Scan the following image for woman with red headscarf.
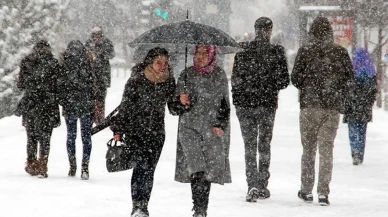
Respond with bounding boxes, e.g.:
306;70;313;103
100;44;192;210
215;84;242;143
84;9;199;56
174;45;231;217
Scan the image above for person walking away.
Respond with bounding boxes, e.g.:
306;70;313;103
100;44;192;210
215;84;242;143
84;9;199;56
231;17;289;202
58;40;95;180
85;26;115;124
175;45;231;217
111;47;180;217
16;39;61;178
291;17;354;206
344;48;377;165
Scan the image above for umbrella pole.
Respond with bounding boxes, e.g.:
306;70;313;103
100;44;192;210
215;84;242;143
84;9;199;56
183;9;189;91
184;44;188;91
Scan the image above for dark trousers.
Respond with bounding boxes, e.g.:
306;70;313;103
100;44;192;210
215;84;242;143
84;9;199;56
65;114;93;163
191;172;211;215
300;108;339;196
26;125;53;160
236;106;276;190
131;133;165;212
348;122;368;160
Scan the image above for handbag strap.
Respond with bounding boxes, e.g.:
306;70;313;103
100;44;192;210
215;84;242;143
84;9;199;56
107;138;125;148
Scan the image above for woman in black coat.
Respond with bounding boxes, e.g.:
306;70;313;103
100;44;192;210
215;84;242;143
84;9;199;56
58;40;95;179
17;40;60;178
111;47;181;217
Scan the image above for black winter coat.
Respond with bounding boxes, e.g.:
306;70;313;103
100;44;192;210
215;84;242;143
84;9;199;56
291;39;354;112
344;77;377;123
58;47;95;118
17;52;60;129
111;72;180;138
231;36;290;109
84;37;115;90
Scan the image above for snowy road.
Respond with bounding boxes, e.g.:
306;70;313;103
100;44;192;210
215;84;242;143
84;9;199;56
1;75;387;217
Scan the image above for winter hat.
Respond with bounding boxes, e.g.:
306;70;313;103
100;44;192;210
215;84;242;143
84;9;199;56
254;17;273;32
309;17;334;42
65;40;86;57
36;39;51;49
91;26;102;33
353;48;376;79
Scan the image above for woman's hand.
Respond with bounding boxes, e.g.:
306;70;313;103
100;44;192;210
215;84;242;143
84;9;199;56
113;134;121;141
180;93;191;106
212;127;224;137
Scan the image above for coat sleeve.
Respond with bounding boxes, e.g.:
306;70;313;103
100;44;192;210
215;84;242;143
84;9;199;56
176;68;188;95
17;58;30;90
291;47;308;89
111;79;137;135
273;45;290;90
213;69;230;131
231;53;244;95
340;48;355;93
167;76;186;116
102;39;115;60
367;77;377;105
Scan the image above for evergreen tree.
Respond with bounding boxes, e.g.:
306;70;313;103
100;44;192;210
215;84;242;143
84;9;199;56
0;0;69;118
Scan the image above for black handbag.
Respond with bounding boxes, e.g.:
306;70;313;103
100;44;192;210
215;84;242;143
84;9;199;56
105;138;134;172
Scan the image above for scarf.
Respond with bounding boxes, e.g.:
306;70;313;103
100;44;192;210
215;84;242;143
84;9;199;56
193;45;217;74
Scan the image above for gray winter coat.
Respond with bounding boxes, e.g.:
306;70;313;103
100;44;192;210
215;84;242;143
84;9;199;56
174;66;231;185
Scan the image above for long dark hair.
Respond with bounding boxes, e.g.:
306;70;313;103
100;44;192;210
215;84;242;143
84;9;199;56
131;47;172;77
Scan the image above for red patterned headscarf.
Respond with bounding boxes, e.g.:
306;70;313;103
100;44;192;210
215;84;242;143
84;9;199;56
193;45;217;74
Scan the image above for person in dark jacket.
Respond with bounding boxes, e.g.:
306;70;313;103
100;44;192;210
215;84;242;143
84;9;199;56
175;45;231;217
58;40;95;180
291;17;354;206
111;47;179;217
17;39;61;178
231;17;289;202
344;48;377;165
85;26;115;125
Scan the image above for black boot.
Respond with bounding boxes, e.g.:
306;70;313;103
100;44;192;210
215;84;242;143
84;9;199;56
131;201;149;217
81;162;89;180
68;158;77;177
191;172;210;217
258;170;271;199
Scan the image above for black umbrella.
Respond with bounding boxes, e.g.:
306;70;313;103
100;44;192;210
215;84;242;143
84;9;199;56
129;13;242;71
128;20;241;54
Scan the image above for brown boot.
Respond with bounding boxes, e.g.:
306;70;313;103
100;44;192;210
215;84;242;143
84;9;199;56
25;159;39;176
37;157;48;178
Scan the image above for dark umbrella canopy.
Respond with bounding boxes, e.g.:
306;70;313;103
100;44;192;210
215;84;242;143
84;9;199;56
129;20;241;54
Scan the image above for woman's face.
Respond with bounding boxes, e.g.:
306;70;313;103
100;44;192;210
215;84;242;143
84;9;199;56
151;56;169;74
195;46;210;68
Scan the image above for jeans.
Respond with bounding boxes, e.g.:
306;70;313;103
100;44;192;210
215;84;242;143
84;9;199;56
348;122;368;160
236;106;276;190
65;114;93;163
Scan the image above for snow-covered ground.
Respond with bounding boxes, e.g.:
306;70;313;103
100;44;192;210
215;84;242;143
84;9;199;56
1;73;388;217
